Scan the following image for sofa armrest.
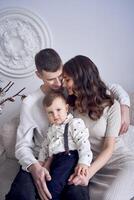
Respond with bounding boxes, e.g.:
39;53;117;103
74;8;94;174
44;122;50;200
0;134;4;156
130;92;134;125
0;116;19;159
0;144;4;156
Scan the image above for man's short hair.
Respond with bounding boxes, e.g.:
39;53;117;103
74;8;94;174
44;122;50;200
35;48;62;72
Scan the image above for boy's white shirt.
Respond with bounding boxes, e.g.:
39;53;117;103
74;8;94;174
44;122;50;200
15;84;130;171
38;113;93;166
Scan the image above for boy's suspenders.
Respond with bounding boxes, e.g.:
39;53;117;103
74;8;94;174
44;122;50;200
64;123;69;154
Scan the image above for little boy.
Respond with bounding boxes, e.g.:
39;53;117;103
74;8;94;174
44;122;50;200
38;90;92;199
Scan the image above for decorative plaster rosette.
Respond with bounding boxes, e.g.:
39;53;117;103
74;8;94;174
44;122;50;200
0;8;52;78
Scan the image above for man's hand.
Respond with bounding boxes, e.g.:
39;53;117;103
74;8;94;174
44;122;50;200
120;105;130;134
28;162;52;200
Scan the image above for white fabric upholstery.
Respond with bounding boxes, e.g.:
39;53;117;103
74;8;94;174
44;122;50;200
0;117;20;200
1;117;19;159
130;92;134;125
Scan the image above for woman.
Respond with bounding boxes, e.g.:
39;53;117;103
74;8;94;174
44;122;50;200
63;55;134;200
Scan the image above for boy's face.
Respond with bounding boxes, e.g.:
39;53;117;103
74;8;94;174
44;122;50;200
45;97;68;125
36;67;63;90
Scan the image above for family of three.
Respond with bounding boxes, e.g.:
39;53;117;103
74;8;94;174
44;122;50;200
6;48;134;200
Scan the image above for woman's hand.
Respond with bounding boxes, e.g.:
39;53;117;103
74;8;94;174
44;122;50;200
120;105;130;134
28;162;52;200
68;169;90;186
68;137;115;187
74;163;89;176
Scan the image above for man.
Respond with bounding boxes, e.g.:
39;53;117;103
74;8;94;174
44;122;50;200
5;48;130;200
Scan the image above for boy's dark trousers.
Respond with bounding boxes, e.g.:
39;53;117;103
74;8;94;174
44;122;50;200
5;151;89;200
47;150;89;200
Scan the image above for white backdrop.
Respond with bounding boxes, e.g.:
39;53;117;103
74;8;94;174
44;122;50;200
0;0;134;125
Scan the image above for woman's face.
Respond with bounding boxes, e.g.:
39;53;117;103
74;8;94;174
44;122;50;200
63;73;74;95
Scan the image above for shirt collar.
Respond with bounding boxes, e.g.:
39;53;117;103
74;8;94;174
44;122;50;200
50;113;73;128
63;113;73;124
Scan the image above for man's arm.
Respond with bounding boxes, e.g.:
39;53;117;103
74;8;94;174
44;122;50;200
15;99;52;200
108;83;130;134
38;135;49;164
108;83;130;106
15;101;38;171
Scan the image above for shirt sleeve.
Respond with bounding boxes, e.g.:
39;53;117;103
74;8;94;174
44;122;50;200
108;83;130;107
15;101;38;171
105;100;121;137
70;118;93;166
38;135;49;162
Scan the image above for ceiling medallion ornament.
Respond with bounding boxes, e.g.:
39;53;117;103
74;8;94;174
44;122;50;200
0;8;52;78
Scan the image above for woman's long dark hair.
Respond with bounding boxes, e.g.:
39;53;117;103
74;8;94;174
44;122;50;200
63;55;114;120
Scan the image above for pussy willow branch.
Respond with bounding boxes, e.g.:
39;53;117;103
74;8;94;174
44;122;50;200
12;87;26;98
0;81;14;93
5;82;14;92
0;87;26;106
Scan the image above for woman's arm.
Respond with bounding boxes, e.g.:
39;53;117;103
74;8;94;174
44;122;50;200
69;100;121;186
87;137;115;179
68;137;115;185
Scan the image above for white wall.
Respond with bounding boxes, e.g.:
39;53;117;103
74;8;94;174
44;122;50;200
0;0;134;125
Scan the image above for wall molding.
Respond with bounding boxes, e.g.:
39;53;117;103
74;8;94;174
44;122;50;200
0;8;52;78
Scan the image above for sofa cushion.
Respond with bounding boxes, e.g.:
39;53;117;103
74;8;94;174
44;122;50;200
0;158;19;200
122;125;134;151
1;116;19;159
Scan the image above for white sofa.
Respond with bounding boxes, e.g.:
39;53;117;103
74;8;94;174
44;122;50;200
0;93;134;200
